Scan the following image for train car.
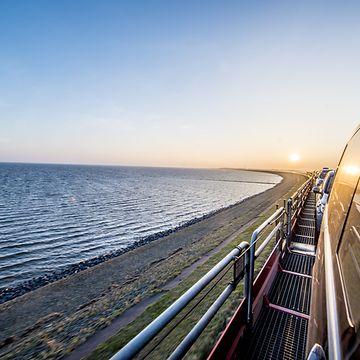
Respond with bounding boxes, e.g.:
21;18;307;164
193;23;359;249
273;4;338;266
307;126;360;359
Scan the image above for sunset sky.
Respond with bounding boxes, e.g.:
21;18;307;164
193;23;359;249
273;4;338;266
0;0;359;170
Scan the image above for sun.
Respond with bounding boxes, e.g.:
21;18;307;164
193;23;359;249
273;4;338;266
289;153;301;162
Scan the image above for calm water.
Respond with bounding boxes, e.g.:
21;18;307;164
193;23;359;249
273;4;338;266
0;163;281;288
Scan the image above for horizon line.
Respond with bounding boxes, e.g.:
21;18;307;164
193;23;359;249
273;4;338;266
0;160;311;173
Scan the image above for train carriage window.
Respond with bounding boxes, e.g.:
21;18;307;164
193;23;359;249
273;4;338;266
338;178;360;327
327;129;360;250
324;173;335;194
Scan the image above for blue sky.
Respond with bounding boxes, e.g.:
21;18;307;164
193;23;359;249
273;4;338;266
0;0;359;169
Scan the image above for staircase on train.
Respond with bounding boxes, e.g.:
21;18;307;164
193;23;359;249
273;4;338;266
244;191;316;359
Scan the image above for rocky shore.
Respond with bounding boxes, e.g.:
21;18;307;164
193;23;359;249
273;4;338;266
0;193;264;304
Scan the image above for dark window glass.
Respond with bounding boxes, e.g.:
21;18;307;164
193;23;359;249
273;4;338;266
320;169;329;179
327;130;360;249
338;181;360;326
324;172;335;194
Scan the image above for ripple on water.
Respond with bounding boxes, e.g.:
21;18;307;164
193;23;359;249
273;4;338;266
0;163;282;288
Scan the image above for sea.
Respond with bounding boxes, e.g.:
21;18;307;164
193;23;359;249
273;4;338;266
0;163;282;289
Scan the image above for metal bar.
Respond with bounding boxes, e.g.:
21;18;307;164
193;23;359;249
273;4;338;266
323;212;342;360
255;222;282;258
280;269;312;279
290;178;312;209
278;211;285;252
267;303;310;320
110;242;249;360
247;207;284;323
288;179;313;237
287;198;292;247
168;284;234;360
256;207;285;236
243;243;251;324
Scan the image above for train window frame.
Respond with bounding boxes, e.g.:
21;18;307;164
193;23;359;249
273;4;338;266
336;175;360;329
327;129;360;252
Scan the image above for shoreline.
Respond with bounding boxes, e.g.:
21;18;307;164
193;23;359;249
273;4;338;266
65;202;268;360
0;171;306;360
0;174;282;304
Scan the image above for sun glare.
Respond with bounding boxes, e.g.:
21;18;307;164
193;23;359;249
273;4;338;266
289;153;300;162
345;165;360;175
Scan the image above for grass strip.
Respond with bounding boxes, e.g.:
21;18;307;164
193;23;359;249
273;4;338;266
88;184;299;360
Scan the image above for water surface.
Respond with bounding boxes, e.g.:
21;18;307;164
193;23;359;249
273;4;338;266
0;163;281;288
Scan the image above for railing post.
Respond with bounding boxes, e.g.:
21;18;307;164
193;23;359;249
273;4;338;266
243;245;251;323
281;199;287;250
286;198;292;247
247;231;257;325
279;213;285;252
275;204;280;245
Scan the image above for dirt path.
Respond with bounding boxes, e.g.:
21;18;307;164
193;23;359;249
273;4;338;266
64;201;276;360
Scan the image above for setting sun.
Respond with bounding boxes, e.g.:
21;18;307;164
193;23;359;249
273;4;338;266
289;153;301;162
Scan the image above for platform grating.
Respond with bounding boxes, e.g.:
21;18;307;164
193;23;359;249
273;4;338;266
300;215;314;221
305;200;315;205
303;204;315;209
293;234;316;245
298;218;315;227
301;211;314;217
268;272;311;314
245;307;308;360
281;252;315;276
295;225;315;238
304;205;315;209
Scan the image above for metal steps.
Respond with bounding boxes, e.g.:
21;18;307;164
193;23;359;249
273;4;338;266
298;218;315;227
245;307;308;360
268;272;311;314
293;194;316;245
293;234;316;245
295;225;315;238
281;252;315;276
244;189;316;360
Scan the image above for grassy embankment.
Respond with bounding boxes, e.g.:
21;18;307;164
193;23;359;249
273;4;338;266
87;184;301;360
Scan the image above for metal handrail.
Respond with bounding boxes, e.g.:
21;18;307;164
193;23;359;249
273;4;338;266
167;241;250;360
110;242;250;360
168;283;234;360
323;210;342;360
110;180;312;360
247;207;286;322
292;179;312;214
255;222;283;258
286;177;313;246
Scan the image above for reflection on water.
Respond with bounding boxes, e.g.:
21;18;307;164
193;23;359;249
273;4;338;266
0;163;281;288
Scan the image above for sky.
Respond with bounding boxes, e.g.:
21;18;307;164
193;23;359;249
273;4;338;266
0;0;359;170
